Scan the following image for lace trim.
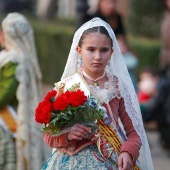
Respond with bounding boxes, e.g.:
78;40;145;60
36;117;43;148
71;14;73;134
88;71;121;104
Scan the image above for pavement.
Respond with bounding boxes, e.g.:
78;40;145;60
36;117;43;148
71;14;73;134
147;130;170;170
42;84;170;170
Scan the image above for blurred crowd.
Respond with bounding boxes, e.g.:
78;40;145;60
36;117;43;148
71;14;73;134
0;0;170;169
138;0;170;151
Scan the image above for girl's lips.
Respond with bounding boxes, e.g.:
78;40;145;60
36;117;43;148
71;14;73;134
93;63;101;66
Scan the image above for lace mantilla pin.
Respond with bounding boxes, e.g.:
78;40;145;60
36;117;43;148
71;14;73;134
91;18;99;22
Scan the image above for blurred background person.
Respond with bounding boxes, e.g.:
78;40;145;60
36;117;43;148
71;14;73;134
137;65;170;150
117;35;138;91
77;0;125;38
157;0;170;150
137;66;160;122
0;13;45;170
160;0;170;69
0;17;18;170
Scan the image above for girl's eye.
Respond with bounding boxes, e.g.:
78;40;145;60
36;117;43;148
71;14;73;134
87;48;94;52
101;48;109;52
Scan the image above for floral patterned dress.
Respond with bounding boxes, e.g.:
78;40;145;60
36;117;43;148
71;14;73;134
42;145;117;170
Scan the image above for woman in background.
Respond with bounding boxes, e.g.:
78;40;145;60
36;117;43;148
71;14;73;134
78;0;125;38
0;13;44;170
156;0;170;150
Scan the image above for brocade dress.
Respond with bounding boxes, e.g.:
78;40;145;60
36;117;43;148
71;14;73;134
42;71;141;170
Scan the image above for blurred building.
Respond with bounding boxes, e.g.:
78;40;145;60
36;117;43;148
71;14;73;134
36;0;129;19
57;0;129;19
58;0;76;18
0;0;32;12
87;0;129;18
36;0;58;19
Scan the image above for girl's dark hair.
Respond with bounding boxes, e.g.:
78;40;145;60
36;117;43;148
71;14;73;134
78;26;113;47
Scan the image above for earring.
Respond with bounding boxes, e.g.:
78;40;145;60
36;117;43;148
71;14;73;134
77;56;83;66
108;59;111;66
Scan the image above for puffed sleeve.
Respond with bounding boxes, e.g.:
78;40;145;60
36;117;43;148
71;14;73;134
0;62;18;109
118;98;142;165
43;133;76;151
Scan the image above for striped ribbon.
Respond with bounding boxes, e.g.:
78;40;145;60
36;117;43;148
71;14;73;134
94;119;140;170
0;107;17;134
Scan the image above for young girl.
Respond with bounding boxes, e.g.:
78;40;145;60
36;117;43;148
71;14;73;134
42;18;154;170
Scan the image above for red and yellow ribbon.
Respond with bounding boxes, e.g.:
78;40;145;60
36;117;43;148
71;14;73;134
91;119;140;170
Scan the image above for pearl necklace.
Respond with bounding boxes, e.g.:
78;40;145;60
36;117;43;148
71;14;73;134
82;70;106;87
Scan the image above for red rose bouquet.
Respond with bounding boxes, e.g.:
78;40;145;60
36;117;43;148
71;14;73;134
35;88;105;136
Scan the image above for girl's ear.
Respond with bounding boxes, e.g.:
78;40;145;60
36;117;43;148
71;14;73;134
76;45;81;56
111;48;114;54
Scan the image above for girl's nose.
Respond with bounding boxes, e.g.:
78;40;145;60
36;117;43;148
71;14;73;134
95;51;101;60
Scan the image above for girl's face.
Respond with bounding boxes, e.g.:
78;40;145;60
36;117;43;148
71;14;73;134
76;32;113;78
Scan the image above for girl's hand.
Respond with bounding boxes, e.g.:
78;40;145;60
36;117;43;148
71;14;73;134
118;152;133;170
67;124;91;141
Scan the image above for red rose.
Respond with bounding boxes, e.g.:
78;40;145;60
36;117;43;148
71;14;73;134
69;90;87;107
53;91;71;111
44;90;57;102
35;101;52;124
35;101;47;113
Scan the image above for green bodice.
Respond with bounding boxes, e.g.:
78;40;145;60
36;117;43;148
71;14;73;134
0;62;19;109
